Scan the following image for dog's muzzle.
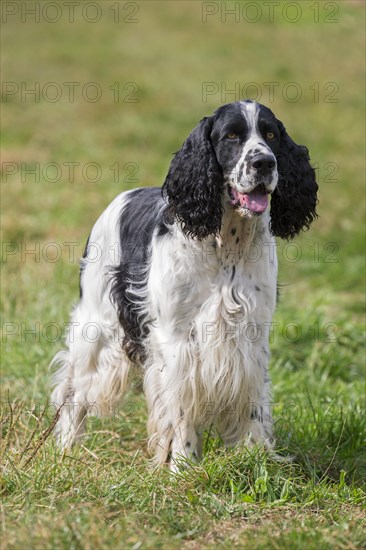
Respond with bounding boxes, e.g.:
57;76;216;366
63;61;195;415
229;183;270;214
249;153;276;176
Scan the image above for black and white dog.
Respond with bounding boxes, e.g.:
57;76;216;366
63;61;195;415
51;100;318;470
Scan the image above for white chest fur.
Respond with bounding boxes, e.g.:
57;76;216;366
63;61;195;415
147;209;277;437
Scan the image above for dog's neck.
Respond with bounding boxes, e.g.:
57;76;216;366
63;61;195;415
216;205;268;250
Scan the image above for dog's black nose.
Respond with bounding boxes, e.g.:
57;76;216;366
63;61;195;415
251;154;276;173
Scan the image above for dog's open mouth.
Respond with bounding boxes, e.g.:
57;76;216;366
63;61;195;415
228;184;269;214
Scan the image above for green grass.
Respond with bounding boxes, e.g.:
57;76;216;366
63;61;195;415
1;1;365;548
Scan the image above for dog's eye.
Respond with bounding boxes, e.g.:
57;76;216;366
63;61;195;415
226;133;238;140
267;132;275;140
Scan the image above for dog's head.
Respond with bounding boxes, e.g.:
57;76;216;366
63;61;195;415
163;100;318;240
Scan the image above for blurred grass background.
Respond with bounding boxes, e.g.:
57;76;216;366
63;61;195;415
1;1;365;548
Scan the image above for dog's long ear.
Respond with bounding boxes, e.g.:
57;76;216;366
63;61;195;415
270;120;318;240
162;116;224;239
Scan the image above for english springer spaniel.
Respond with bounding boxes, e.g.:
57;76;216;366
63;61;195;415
51;100;318;470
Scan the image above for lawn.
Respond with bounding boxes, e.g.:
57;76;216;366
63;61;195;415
1;1;365;548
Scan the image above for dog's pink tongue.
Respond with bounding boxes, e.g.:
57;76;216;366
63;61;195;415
244;191;268;213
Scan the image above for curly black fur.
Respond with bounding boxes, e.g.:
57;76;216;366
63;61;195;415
270;120;318;240
162;117;224;240
109;188;168;363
